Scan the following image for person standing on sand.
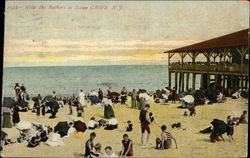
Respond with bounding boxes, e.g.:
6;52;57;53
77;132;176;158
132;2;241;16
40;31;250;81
12;105;20;125
171;87;177;103
121;87;127;104
139;104;151;145
84;132;96;157
131;89;137;109
79;89;85;107
98;88;103;102
52;91;56;99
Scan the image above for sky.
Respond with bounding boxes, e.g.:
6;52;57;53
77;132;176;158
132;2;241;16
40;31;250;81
4;1;249;67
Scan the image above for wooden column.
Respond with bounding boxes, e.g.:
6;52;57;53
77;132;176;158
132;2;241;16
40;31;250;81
240;76;244;90
207;74;210;89
200;74;204;89
227;75;231;89
168;72;172;89
231;76;234;90
222;75;226;92
181;72;185;92
245;76;248;89
186;73;190;91
179;72;182;92
192;73;196;90
175;72;178;90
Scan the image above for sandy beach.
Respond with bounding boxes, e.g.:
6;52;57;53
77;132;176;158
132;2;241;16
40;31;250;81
1;97;248;157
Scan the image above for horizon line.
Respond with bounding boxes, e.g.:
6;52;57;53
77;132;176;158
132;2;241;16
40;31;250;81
3;63;168;68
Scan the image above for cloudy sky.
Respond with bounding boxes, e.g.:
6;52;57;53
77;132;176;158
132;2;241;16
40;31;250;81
4;1;249;67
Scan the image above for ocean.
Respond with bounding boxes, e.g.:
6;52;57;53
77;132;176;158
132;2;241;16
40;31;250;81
2;65;200;98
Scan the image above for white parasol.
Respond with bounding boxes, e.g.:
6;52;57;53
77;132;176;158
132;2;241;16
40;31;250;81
180;95;194;103
16;121;32;130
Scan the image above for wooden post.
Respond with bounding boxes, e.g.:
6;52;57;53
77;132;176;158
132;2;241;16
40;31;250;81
227;75;231;89
240;76;244;90
175;72;178;90
222;75;226;92
179;72;182;92
231;76;234;90
245;76;248;89
192;73;196;90
168;72;172;89
207;74;210;89
181;72;185;92
186;73;190;91
200;74;204;89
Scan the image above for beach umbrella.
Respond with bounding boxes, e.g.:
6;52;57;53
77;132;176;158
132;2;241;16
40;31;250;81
88;96;101;104
32;97;39;103
54;121;70;137
165;87;173;92
109;92;120;97
2;97;16;108
43;96;53;102
199;126;213;134
1;131;8;140
73;120;87;132
46;100;60;112
180;95;194;103
16;100;29;108
16;121;32;130
210;119;229;135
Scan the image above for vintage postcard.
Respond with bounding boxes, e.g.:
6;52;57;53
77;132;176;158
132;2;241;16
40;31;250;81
1;0;249;157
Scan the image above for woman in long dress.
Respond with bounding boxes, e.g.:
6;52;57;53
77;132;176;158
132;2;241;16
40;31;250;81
103;98;115;119
131;89;137;109
79;89;85;107
12;105;20;125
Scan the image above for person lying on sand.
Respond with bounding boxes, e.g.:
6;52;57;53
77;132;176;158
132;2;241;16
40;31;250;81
156;125;178;149
88;117;99;130
104;117;118;130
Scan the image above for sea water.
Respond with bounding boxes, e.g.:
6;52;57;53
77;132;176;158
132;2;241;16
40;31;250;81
2;65;200;97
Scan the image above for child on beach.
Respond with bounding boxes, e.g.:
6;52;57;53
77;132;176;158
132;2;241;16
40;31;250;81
156;125;178;149
149;112;155;123
125;120;133;132
237;110;247;124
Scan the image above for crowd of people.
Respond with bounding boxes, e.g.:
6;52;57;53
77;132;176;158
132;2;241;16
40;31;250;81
1;82;248;157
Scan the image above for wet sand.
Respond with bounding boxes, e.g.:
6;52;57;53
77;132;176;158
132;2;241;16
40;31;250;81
1;97;248;157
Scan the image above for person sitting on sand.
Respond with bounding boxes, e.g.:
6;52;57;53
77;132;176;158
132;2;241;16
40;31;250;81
88;117;99;130
84;132;96;157
120;134;133;156
39;126;53;142
232;90;240;99
90;143;104;157
104;117;118;130
125;120;133;132
104;146;119;157
156;125;178;150
183;111;188;116
238;111;248;124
